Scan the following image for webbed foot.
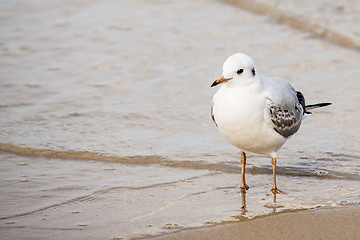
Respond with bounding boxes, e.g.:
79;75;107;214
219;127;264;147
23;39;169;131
271;188;284;194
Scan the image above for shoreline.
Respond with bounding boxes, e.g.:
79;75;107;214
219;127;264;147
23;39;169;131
1;151;359;240
151;205;360;240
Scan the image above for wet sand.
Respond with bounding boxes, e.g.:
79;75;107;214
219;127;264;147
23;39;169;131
1;150;359;240
154;206;360;240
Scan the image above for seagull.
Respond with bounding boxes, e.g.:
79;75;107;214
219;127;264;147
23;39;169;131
211;53;331;194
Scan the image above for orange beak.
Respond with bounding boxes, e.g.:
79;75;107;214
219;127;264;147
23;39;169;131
211;76;232;87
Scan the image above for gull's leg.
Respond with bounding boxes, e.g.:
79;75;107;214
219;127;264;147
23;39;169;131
271;157;284;194
240;151;249;192
241;191;247;215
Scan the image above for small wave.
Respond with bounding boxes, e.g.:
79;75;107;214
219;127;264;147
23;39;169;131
0;142;164;165
0;143;359;181
224;0;360;51
247;165;360;180
338;200;360;206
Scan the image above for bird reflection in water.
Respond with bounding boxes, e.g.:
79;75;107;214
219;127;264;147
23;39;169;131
240;191;284;216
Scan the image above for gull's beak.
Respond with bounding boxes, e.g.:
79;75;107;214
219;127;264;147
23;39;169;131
211;76;232;87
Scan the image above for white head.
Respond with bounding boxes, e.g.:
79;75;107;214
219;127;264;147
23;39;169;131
211;53;258;87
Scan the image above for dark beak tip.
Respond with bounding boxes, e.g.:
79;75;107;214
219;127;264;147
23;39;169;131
211;80;218;87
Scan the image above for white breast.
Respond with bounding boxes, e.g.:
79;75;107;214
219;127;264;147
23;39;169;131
212;83;286;157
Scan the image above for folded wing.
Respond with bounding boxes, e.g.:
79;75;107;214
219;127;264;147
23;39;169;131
262;77;305;138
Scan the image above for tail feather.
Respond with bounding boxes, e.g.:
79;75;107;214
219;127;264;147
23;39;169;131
305;102;332;114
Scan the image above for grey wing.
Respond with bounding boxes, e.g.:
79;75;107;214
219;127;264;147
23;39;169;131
266;99;304;138
262;76;305;138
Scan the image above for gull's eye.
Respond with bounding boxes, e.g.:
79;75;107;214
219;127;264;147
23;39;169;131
237;69;244;75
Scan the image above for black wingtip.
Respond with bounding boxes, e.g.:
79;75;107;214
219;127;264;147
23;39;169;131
319;102;332;107
305;102;332;112
315;103;331;107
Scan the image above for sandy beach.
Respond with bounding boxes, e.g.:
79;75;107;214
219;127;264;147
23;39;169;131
1;0;359;239
153;206;360;240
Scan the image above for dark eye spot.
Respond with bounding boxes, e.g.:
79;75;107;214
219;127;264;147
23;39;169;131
251;68;256;76
237;69;244;75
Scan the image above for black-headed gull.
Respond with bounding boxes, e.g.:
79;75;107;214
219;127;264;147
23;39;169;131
211;53;331;193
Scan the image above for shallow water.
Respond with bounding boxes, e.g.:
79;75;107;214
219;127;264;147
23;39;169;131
0;0;360;239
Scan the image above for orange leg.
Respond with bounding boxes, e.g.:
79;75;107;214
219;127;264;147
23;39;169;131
240;151;249;192
271;157;284;194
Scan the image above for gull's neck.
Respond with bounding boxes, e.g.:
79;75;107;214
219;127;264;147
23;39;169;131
226;76;263;89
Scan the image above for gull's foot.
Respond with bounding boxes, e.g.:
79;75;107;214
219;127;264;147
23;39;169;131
240;184;249;193
271;188;284;194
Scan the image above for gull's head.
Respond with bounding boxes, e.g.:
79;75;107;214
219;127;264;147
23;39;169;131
211;53;257;87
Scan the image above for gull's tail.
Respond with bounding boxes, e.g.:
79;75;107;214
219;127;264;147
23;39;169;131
305;102;332;114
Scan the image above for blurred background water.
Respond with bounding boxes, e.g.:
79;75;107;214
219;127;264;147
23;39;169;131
0;0;359;239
